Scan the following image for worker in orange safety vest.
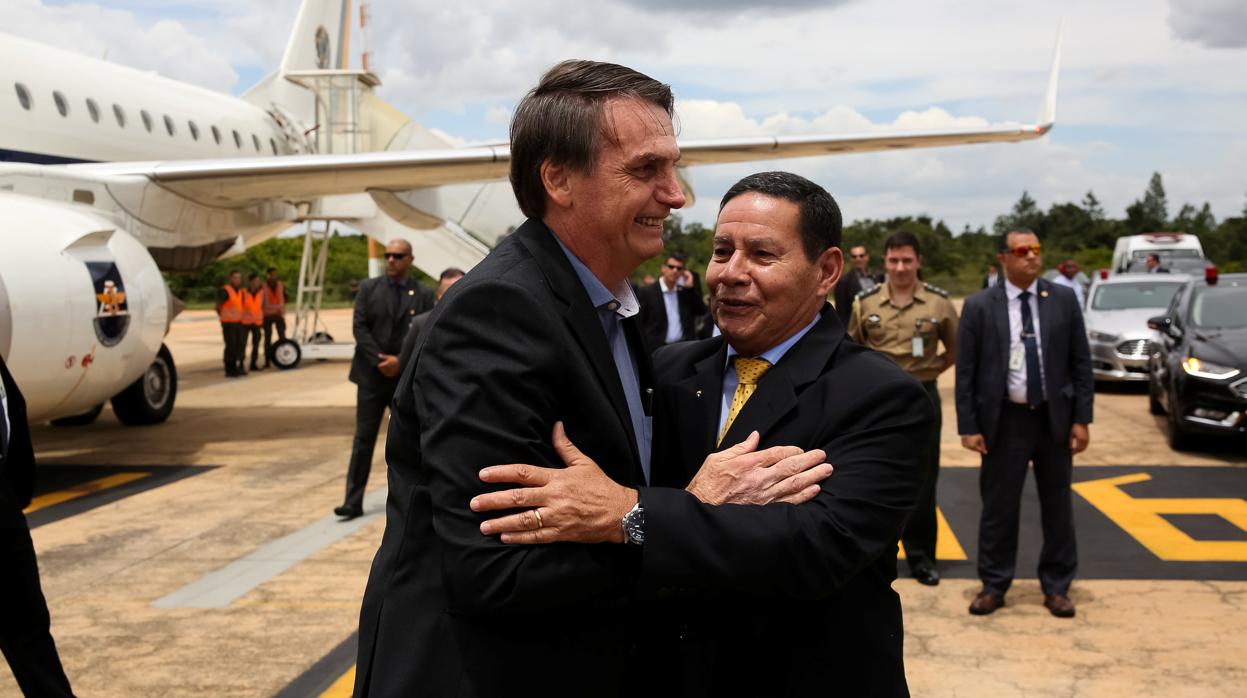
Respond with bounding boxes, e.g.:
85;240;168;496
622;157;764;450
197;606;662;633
242;274;265;372
215;270;247;377
262;267;287;368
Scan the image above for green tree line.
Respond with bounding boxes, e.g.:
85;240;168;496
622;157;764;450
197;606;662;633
645;172;1245;296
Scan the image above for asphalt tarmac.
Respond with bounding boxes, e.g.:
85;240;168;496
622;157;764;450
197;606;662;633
5;309;1245;697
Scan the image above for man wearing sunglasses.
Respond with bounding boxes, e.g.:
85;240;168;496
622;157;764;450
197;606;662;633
833;245;880;325
637;251;708;348
334;238;434;520
955;229;1093;619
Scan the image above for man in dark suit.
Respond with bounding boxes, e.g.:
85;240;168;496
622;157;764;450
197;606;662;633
476;172;931;696
833;244;881;324
396;267;465;375
353;61;814;697
1;355;76;697
637;250;708;348
333;238;434;520
956;228;1093;618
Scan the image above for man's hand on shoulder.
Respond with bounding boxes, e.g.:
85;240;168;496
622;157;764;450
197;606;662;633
472;422;635;545
686;432;832;506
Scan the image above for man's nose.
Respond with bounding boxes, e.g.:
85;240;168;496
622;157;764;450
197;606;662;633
657;168;687;209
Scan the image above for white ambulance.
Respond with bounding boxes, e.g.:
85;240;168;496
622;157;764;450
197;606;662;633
1111;233;1207;275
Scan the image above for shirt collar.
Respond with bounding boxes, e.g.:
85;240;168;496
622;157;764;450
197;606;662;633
1005;277;1038;299
555;237;639;319
658;277;676;294
726;313;821;366
881;282;926;306
387;275;408;289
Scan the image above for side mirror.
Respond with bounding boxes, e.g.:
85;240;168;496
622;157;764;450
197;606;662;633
1147;315;1181;339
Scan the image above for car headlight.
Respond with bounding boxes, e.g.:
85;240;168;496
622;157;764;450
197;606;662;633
1088;330;1120;343
1181;356;1242;380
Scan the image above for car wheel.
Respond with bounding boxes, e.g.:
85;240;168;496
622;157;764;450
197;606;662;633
1148;374;1165;415
1165;387;1193;451
111;344;177;426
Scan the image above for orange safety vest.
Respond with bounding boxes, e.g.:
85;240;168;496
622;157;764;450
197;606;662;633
261;281;285;317
241;289;264;326
219;285;243;323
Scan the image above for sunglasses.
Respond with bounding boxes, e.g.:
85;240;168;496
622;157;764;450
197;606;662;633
664;264;685;271
850;254;868;259
1007;243;1042;258
384;253;410;260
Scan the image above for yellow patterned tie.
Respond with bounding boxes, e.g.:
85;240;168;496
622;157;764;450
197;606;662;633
719;357;772;445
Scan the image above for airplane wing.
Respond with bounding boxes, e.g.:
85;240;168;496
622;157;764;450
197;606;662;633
64;121;1050;209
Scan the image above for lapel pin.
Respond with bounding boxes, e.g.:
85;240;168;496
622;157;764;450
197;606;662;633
408;289;415;296
1040;290;1049;298
695;390;703;398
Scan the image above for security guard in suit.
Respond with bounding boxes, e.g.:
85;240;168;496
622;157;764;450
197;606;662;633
848;231;958;586
334;239;435;520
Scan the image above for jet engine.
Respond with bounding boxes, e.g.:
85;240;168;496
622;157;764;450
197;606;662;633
0;192;176;425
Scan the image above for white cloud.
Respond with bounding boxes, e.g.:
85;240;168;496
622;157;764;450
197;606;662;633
1169;0;1247;49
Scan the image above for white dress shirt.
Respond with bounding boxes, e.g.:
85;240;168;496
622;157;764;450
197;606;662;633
1;381;9;459
1005;279;1046;405
659;277;683;344
1051;274;1085;309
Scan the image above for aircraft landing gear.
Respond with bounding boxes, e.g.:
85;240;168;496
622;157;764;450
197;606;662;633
112;343;177;426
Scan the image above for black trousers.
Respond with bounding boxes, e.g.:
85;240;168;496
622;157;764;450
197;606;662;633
342;383;396;511
977;403;1078;596
246;325;262;368
900;380;941;573
0;495;75;698
263;315;286;363
221;322;247;374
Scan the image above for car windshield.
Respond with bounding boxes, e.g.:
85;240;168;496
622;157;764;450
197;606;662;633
1190;286;1247;329
1091;282;1184;311
1125;249;1205;274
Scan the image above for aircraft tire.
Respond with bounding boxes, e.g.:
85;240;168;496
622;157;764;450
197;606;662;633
272;339;301;370
50;403;104;427
112;344;177;426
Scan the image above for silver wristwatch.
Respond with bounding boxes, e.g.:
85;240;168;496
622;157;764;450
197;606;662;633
622;500;645;546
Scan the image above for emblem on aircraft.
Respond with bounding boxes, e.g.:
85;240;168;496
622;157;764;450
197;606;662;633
315;26;331;69
87;261;130;347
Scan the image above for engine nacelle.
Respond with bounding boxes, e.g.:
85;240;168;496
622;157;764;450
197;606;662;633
0;192;168;422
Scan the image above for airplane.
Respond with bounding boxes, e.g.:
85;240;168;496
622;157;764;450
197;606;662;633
0;0;1061;428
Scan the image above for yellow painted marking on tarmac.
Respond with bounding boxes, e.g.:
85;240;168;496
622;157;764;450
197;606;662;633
319;666;355;698
1074;473;1247;562
896;506;968;560
23;472;150;514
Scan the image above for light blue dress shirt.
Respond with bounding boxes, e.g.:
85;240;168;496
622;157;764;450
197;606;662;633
660;278;683;344
556;239;652;482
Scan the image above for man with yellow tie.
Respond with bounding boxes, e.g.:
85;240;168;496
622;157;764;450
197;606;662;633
476;172;931;696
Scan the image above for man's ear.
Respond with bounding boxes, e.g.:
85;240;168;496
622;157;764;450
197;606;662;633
817;246;844;297
541;159;574;210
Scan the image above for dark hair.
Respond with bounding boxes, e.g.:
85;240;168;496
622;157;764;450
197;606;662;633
439;267;466;280
666;250;688;264
228;269;241;276
248;274;260;281
719;171;842;261
884;231;921;256
510;60;674;219
997;228;1038;252
267;267;277;274
1146;253;1160;263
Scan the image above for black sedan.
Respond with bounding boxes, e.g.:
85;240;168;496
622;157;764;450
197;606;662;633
1148;271;1247;450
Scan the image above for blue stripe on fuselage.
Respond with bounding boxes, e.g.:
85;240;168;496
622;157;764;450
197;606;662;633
0;147;94;165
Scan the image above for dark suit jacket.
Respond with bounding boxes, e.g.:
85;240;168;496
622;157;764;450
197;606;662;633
1;355;36;527
637;275;707;349
348;276;435;390
396;308;434;382
640;305;931;697
832;269;867;326
955;278;1094;448
355;219;650;697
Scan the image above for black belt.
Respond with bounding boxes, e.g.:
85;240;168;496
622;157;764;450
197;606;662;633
1005;401;1047;412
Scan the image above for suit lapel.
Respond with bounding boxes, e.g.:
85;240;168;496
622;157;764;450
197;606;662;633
514;221;642;472
991;283;1011;383
1037;278;1054;373
720;305;842;447
671;343;729;461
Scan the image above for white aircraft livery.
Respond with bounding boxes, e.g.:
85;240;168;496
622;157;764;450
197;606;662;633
0;0;1060;426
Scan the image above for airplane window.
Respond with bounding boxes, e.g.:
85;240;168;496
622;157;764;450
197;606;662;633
188;121;200;141
270;138;278;155
232;129;242;149
14;83;32;110
53;91;69;117
86;98;100;123
211;125;221;145
251;134;261;152
141;110;153;132
113;104;126;128
163;115;176;137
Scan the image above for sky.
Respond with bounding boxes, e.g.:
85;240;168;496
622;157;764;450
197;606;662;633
11;0;1247;233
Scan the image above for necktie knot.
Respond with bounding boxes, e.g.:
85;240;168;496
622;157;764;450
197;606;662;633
1018;290;1031;303
734;357;771;385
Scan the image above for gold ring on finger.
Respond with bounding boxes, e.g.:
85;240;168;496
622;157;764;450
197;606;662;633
533;508;544;529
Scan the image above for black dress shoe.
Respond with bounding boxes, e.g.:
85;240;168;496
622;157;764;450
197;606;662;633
969;590;1006;615
334;505;364;520
913;566;940;586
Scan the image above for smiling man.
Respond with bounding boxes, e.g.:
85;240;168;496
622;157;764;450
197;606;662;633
351;62;822;698
475;171;933;696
